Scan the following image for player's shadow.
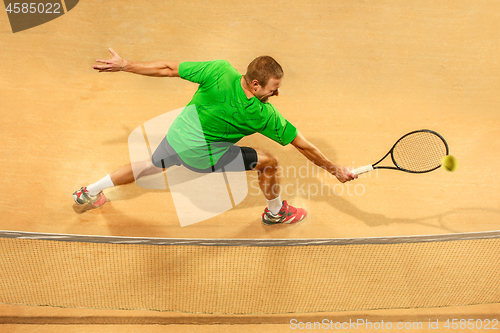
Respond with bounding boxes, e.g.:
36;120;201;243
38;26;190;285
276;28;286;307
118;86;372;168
100;203;173;237
278;136;500;234
71;199;176;236
72;203;95;214
71;185;156;214
85;135;500;234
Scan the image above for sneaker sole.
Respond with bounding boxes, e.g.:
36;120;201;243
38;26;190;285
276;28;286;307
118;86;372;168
91;194;107;207
72;192;107;207
262;215;307;226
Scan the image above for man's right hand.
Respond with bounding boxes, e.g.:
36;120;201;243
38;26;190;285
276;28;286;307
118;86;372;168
334;165;358;183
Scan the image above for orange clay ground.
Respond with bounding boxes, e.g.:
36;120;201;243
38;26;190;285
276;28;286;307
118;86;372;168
0;0;499;332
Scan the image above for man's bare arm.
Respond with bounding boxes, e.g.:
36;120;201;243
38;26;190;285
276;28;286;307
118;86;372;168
93;48;180;77
291;131;357;183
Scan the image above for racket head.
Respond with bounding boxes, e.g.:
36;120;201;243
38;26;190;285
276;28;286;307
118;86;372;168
390;129;449;173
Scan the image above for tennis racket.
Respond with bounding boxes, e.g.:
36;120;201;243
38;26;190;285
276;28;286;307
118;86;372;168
351;129;449;175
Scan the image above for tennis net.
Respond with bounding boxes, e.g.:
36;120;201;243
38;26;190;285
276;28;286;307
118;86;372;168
0;230;499;314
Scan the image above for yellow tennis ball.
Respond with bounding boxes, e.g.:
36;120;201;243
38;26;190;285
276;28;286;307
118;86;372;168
441;155;458;172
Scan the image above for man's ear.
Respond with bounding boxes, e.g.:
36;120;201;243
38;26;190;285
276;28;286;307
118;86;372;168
251;79;261;92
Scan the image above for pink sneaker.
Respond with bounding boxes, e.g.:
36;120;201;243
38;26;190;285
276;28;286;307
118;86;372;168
72;187;106;208
261;200;307;225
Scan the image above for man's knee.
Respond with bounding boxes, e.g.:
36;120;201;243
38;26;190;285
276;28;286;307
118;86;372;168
255;149;279;170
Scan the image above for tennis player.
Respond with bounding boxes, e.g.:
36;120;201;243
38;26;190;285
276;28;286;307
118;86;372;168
72;48;357;225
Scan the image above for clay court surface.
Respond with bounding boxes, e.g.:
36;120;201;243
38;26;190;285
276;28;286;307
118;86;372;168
1;0;499;332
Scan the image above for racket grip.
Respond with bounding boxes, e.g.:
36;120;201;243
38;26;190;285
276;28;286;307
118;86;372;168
351;165;374;175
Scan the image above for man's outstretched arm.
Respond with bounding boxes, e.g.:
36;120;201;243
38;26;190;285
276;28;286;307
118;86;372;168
291;131;357;183
93;48;180;77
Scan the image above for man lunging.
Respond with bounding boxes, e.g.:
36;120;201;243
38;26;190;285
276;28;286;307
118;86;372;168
72;48;357;225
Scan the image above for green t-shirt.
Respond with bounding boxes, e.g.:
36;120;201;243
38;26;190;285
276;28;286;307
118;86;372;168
166;60;297;169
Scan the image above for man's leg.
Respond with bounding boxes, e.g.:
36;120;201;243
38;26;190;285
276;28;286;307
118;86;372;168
73;160;163;207
253;148;307;225
253;148;281;201
74;134;180;207
109;160;163;186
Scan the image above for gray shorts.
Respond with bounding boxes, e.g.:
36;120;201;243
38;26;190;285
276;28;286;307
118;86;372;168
151;136;258;173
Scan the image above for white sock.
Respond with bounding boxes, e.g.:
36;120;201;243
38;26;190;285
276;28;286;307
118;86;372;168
267;196;282;215
87;174;115;196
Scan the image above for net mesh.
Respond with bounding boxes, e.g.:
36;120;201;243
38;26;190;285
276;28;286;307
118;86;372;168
392;131;448;172
0;232;499;314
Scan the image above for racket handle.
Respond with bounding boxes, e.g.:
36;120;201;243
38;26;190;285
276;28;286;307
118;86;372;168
351;165;374;175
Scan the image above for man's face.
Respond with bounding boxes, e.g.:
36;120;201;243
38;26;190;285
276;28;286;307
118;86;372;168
254;77;281;103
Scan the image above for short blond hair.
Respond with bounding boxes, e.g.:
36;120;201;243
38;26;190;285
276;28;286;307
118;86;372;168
244;56;283;87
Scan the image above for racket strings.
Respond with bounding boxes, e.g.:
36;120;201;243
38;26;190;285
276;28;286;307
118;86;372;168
392;132;448;172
